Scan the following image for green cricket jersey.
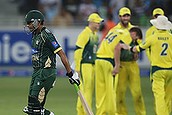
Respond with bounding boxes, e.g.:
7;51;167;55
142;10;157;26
81;33;99;64
74;26;99;71
31;27;62;69
120;40;138;61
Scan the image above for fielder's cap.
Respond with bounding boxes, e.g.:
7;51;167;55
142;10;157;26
88;13;104;23
153;8;164;16
119;7;131;16
150;15;172;30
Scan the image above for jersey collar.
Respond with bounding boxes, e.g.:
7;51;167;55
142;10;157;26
33;26;46;35
116;22;133;30
85;26;96;34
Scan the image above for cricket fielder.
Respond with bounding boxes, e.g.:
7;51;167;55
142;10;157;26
74;13;104;115
129;15;172;115
95;27;126;114
145;8;164;62
113;7;146;115
145;8;165;114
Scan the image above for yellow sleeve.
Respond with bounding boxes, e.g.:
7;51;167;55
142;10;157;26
145;28;151;61
137;36;152;52
145;47;151;61
74;33;89;71
145;28;151;38
74;48;82;71
135;46;140;52
145;26;157;61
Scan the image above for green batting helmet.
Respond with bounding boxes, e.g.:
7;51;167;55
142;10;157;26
25;10;44;24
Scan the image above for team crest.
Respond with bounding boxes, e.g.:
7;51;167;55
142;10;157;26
51;41;59;48
36;40;39;45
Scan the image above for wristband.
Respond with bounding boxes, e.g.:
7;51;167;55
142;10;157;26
130;46;134;53
66;71;73;78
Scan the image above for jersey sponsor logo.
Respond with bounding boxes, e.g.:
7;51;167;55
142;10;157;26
51;41;59;48
32;55;39;61
32;48;38;54
45;28;51;33
36;40;39;45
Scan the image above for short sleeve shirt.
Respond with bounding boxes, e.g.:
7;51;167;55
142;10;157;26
31;27;62;69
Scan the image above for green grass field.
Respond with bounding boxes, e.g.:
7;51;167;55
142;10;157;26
0;77;155;115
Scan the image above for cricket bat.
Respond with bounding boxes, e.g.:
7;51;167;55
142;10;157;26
74;83;94;115
71;62;94;115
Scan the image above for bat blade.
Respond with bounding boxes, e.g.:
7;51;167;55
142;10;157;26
71;62;94;115
74;84;94;115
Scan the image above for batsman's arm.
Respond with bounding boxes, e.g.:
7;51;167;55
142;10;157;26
56;49;80;86
57;49;72;73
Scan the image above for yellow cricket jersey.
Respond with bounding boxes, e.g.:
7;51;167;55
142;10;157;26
145;26;158;61
114;22;134;45
145;26;172;61
136;30;172;68
97;23;134;58
146;26;172;38
97;28;125;58
74;26;99;71
114;22;134;31
145;26;157;38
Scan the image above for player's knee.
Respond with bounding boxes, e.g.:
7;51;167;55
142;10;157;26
135;95;143;103
27;95;42;115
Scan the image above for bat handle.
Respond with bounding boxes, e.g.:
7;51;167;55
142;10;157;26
74;83;79;92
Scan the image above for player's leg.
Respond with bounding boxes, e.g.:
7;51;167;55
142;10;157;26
113;74;118;114
149;67;158;115
95;59;106;115
23;68;56;115
40;68;56;115
23;95;42;115
78;63;95;115
164;70;172;114
76;74;85;115
23;69;42;115
105;62;116;115
128;62;146;115
116;62;128;115
152;70;168;115
77;63;95;115
23;96;54;115
95;59;116;115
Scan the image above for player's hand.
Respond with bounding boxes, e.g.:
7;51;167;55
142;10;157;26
133;53;139;61
66;71;80;86
76;71;81;77
112;65;120;76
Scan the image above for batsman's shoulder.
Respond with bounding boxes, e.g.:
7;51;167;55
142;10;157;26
44;28;51;33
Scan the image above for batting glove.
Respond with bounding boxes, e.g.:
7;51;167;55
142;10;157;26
66;71;80;86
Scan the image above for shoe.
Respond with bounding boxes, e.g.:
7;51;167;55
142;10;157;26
50;112;54;115
42;108;54;115
23;106;29;114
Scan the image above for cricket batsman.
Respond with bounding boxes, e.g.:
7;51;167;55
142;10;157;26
22;10;80;115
